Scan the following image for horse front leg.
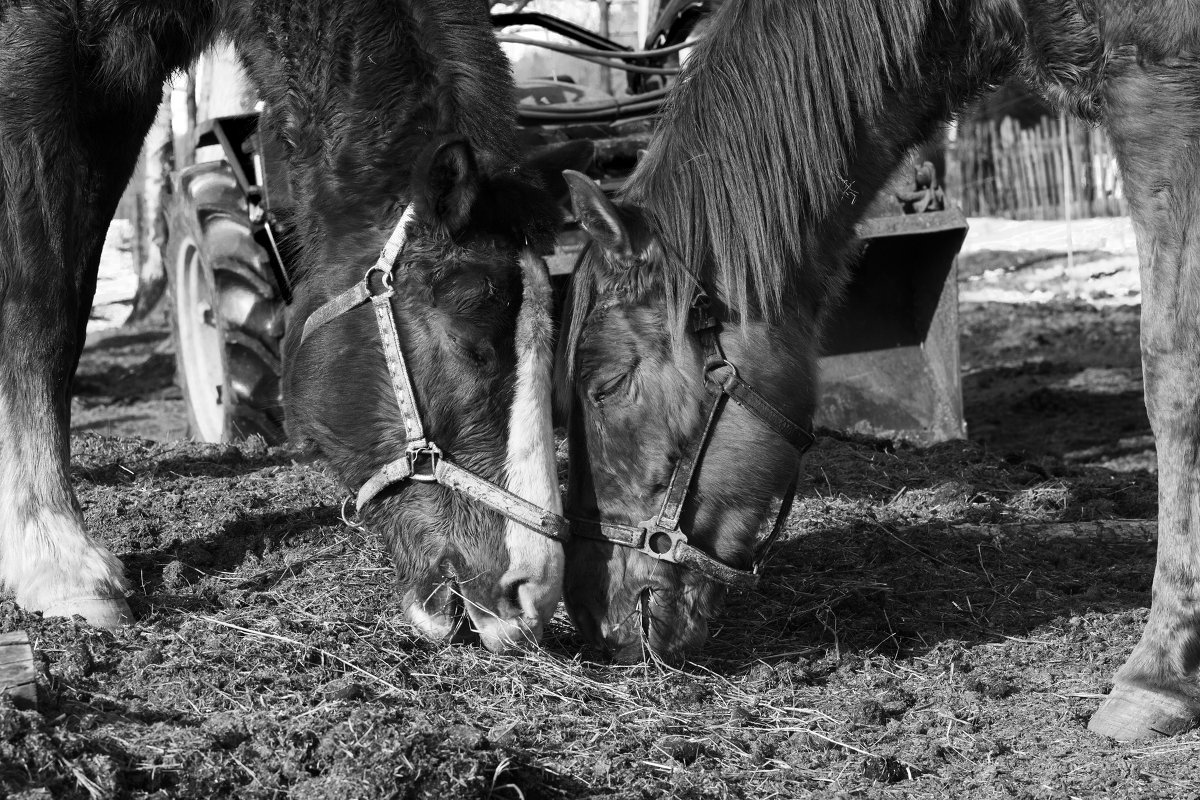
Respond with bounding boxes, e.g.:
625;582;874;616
0;174;137;625
0;5;216;626
0;279;133;626
1088;53;1200;740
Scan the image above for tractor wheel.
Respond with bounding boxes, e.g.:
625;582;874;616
165;161;286;444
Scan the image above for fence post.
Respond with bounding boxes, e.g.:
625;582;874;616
1060;113;1074;269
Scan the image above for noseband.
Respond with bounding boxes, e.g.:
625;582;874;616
299;206;569;543
571;291;814;588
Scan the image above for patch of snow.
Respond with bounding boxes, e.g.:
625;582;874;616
963;216;1139;257
959;286;1059;305
961;255;1140;307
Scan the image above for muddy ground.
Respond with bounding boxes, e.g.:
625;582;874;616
4;248;1196;799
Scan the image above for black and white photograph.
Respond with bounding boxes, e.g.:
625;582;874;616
0;1;1197;797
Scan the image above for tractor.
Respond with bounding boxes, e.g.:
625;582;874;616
164;5;968;446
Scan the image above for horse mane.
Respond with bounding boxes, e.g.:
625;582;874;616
561;0;1108;385
1101;0;1200;59
621;0;940;328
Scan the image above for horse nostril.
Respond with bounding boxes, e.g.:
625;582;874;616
498;574;562;629
499;577;525;617
405;584;465;643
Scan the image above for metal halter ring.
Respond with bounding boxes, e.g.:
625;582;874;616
364;264;395;296
637;523;688;561
406;444;442;482
704;357;737;386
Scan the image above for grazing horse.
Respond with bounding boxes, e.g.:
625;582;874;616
560;0;1200;738
0;1;568;653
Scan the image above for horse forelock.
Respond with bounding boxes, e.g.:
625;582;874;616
556;245;599;406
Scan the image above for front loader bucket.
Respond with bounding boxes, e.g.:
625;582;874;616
816;209;969;444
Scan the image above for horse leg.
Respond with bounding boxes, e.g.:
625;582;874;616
0;197;133;625
0;5;215;626
1088;54;1200;740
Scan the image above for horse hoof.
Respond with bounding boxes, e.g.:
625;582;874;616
40;596;134;629
1088;684;1200;740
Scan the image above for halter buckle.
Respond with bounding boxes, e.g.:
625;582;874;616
636;521;688;562
406;443;442;482
690;291;719;333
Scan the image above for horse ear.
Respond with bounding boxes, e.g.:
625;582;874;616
413;136;480;234
563;170;632;260
525;141;595;204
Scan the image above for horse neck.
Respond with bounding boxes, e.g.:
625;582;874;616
627;0;1042;328
231;0;519;232
629;86;947;334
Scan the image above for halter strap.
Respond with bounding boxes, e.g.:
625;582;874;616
570;290;812;587
715;369;815;453
301;205;420;346
356;448;569;542
299;206;569;544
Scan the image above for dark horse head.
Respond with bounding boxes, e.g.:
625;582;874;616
558;0;1107;662
230;1;573;651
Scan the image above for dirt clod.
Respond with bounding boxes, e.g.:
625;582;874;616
658;734;707;764
862;755;912;783
321;678;365;701
967;675;1018;699
59;642;94;680
203;712;252;749
852;700;886;727
0;701;29;743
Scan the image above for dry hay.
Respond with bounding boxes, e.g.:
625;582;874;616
0;425;1192;800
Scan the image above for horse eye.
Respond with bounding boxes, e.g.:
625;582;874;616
447;333;495;369
590;373;629;404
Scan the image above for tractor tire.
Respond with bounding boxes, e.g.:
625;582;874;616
165;161;286;444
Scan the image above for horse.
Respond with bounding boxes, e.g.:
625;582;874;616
0;0;573;654
559;0;1200;739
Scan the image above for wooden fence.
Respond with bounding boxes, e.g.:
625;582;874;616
955;115;1126;219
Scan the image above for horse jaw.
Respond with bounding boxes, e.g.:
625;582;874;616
479;250;564;649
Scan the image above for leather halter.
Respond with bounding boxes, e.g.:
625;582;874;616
299;206;570;543
570;291;813;587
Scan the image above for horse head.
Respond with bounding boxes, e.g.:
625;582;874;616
558;172;817;662
284;133;573;653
